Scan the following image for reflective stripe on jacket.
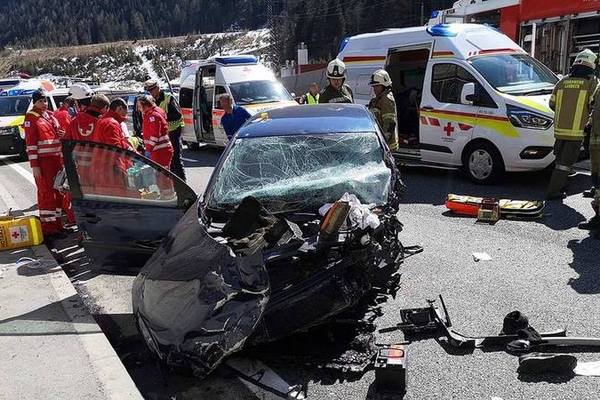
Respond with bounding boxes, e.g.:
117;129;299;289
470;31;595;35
158;92;184;131
368;87;398;151
305;92;319;104
143;106;173;153
23;110;62;168
590;85;600;149
550;76;598;140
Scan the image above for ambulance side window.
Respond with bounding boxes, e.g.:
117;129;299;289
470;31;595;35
214;86;227;109
431;64;476;105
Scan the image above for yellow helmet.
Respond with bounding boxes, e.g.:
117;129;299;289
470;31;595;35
573;49;597;69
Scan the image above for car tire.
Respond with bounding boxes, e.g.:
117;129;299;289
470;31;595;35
462;141;504;185
188;142;200;150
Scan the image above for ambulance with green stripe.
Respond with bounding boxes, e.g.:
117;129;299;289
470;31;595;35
0;79;56;160
338;23;558;183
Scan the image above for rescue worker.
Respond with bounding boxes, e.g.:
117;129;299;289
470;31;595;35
546;49;599;200
318;59;354;104
68;82;94;113
53;96;74;132
367;69;398;151
91;98;135;197
578;80;600;230
220;93;251;140
300;82;320;104
137;94;173;169
144;79;186;181
24;89;66;239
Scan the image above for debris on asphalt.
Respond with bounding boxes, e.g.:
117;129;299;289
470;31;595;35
445;194;545;220
15;256;57;270
574;361;600;376
517;352;577;374
473;252;492;262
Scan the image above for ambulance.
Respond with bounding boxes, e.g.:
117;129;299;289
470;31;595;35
179;55;297;149
0;79;55;160
338;23;558;183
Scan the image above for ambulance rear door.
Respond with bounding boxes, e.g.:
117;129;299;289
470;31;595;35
194;64;216;144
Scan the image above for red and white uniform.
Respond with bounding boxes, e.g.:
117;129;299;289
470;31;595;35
64;107;102;186
53;105;72;133
24;110;64;234
92;110;134;150
143;105;173;168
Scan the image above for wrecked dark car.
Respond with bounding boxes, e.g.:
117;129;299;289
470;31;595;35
62;104;406;378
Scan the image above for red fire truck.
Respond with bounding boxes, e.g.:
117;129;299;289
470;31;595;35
430;0;600;74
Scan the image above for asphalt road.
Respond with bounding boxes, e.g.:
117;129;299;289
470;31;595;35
1;147;600;400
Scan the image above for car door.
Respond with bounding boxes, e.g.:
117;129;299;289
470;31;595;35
420;61;480;165
63;140;197;273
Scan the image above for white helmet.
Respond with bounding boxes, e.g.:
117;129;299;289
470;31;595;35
573;49;597;69
68;82;94;100
369;69;392;87
326;59;347;79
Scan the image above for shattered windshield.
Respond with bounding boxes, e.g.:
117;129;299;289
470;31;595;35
207;133;392;213
0;96;30;117
470;54;557;95
229;80;293;105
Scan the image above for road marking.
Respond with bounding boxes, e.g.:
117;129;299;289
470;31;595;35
0;177;19;214
181;157;199;163
0;158;35;185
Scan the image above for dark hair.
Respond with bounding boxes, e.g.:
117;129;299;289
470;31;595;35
63;96;74;106
109;98;127;111
571;64;595;78
78;98;91;107
91;94;110;109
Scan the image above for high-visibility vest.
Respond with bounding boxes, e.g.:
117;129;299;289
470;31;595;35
158;93;185;132
550;76;598;140
305;92;319;104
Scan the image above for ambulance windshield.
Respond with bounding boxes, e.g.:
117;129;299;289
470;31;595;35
470;53;558;95
0;96;30;117
229;80;293;105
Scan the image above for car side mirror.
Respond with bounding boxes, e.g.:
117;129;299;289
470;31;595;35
461;83;475;105
556;74;564;80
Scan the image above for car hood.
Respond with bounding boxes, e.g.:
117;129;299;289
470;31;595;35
0;115;24;129
132;199;270;377
501;93;553;117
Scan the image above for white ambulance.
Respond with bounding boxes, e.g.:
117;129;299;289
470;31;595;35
338;23;558;183
179;55;297;149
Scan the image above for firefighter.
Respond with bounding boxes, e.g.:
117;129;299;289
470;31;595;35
24;89;66;238
144;79;186;181
546;49;599;200
137;94;173;169
318;59;354;104
367;69;398;151
300;82;320;104
68;82;94;113
53;96;74;132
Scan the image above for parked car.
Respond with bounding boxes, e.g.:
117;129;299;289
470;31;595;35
62;104;406;377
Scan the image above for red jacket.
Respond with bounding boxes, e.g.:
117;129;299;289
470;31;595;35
23;109;61;168
53;105;72;132
64;107;103;141
142;106;172;153
92;110;134;150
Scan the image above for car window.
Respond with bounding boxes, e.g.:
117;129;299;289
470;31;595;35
431;63;477;104
0;96;29;116
70;142;179;206
214;86;227;109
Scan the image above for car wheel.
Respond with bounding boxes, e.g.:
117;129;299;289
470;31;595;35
188;142;200;150
462;142;504;185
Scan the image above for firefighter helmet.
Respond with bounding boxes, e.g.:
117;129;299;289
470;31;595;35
68;83;93;100
326;59;347;79
369;69;392;87
573;49;597;69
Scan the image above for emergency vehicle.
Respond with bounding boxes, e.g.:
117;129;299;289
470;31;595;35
0;79;56;160
338;23;558;183
178;55;296;149
429;0;600;75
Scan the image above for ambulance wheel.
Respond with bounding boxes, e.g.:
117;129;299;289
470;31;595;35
462;142;504;185
187;142;200;150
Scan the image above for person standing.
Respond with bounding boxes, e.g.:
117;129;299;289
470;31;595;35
318;59;354;104
144;79;186;181
24;89;66;239
220;93;251;140
137;95;173;169
546;49;599;200
367;69;398;151
300;82;320;104
53;96;74;132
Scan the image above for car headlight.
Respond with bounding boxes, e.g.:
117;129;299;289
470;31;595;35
507;105;553;130
0;126;15;135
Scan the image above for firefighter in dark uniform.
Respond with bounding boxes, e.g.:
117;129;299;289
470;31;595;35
144;80;186;182
318;59;354;104
546;49;599;200
367;69;398;151
579;81;600;230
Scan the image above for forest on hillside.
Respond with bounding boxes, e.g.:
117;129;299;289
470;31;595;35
1;0;452;63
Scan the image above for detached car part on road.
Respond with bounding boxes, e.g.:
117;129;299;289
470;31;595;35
62;104;406;377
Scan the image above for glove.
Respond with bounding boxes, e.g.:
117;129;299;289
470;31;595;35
144;150;151;158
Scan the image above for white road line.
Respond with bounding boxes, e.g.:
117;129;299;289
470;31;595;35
0;176;20;214
0;158;36;185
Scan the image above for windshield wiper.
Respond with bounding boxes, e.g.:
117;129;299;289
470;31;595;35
522;88;553;96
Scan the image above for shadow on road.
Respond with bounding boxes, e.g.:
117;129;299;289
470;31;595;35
568;236;600;294
181;147;222;169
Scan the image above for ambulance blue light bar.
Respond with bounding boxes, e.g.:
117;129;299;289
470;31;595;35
339;37;350;53
214;56;258;65
0;89;35;96
426;24;460;37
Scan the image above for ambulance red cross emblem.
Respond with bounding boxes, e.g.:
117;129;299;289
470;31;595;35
444;122;454;136
12;231;19;239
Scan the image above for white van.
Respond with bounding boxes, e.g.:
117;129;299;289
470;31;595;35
0;79;56;159
338;23;558;183
179;55;297;149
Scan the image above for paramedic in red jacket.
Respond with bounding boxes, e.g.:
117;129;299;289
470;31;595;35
23;89;66;238
53;96;74;132
137;95;173;168
91;98;135;197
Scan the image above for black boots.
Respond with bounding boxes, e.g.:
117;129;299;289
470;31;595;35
583;173;599;198
578;201;600;230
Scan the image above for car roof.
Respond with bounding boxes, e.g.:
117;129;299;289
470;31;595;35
237;104;378;138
